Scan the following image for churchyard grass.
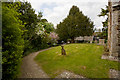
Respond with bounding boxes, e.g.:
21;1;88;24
35;43;119;78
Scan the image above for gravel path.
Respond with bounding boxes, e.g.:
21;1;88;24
56;70;86;78
109;69;120;78
19;48;51;78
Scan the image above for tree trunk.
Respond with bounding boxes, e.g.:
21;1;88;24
71;38;75;43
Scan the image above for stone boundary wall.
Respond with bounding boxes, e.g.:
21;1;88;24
75;36;93;42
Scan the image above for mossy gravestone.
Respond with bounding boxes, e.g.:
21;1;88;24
61;45;66;55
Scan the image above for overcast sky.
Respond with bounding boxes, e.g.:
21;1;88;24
27;0;108;29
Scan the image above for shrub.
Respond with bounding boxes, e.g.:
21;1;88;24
2;3;24;79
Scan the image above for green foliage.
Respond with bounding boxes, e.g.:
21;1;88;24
17;2;38;52
2;3;24;79
43;22;54;33
56;5;94;42
2;1;55;79
17;2;54;54
98;5;109;40
30;34;49;50
35;43;119;78
33;22;54;49
98;6;109;17
36;22;54;34
97;29;108;40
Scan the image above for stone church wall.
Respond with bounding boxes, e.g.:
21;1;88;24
108;1;120;58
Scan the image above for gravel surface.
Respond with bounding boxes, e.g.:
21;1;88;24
109;69;120;78
56;70;86;78
19;48;51;78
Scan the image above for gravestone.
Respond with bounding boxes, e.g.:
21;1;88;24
74;36;93;43
90;40;93;43
99;39;105;45
67;41;70;44
94;40;97;43
61;45;66;55
75;40;77;43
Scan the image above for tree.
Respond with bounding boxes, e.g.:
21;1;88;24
16;2;38;53
13;1;55;54
48;32;59;46
17;2;55;53
56;5;94;42
98;5;109;40
37;11;43;21
2;1;55;79
2;3;24;79
32;22;54;49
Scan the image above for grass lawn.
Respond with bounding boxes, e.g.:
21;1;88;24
34;43;119;78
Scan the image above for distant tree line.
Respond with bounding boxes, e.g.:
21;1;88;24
2;1;54;79
56;5;94;43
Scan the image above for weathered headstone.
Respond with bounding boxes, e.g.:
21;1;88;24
90;40;92;43
67;41;70;44
99;39;105;45
75;40;77;43
74;36;93;43
94;40;97;43
61;45;66;55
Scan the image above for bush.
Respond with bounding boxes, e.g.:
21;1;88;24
40;38;49;49
23;48;38;57
2;3;24;79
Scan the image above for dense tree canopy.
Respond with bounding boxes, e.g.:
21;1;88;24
32;21;54;49
2;1;55;79
56;5;94;42
16;2;38;52
11;2;55;53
